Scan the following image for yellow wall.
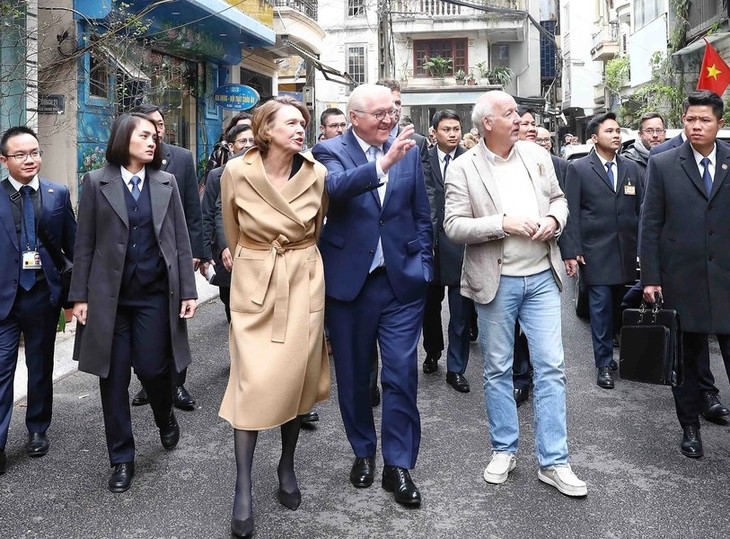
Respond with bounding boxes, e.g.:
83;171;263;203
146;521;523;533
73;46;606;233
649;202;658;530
224;0;274;27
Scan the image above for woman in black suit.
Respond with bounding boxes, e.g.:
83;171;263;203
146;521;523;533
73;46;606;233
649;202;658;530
69;112;198;493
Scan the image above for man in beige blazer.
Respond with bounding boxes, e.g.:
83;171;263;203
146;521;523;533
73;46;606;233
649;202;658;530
443;91;587;497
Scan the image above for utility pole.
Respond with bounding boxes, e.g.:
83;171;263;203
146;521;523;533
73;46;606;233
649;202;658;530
377;0;393;80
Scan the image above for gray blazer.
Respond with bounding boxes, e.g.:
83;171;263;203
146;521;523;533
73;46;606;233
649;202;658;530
443;140;568;304
69;165;197;377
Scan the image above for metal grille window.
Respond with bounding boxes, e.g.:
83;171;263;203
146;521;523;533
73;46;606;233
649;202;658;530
413;38;467;77
347;45;366;85
348;0;365;16
540;20;557;79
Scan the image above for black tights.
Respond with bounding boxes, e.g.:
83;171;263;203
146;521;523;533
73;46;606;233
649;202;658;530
232;417;301;520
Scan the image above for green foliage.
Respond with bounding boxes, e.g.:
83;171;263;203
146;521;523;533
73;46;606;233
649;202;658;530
487;66;514;87
604;56;630;97
423;56;452;78
669;0;690;51
626;52;684;128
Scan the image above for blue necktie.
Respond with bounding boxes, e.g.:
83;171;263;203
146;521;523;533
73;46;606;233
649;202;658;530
367;146;379;162
130;175;141;201
443;154;451;177
605;161;615;191
701;157;713;197
19;185;37;291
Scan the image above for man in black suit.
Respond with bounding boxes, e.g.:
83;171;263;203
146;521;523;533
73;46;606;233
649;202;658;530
641;90;730;457
642;102;730;422
563;112;642;389
132;104;203;411
201;125;254;323
421;110;470;392
0;126;76;474
536;127;568;189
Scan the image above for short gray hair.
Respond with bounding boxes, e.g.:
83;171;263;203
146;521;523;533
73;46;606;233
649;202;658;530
346;84;392;118
471;95;494;137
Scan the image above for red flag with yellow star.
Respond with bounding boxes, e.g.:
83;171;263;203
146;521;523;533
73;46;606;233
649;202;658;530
697;40;730;95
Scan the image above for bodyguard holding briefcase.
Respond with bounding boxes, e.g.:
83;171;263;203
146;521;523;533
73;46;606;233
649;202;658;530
640;90;730;459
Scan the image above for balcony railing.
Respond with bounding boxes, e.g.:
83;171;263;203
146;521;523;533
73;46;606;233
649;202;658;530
591;24;618;50
391;0;524;18
274;0;318;20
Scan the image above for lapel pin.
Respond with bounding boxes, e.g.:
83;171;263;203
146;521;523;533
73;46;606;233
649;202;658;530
48;188;54;193
723;164;728;170
162;159;168;166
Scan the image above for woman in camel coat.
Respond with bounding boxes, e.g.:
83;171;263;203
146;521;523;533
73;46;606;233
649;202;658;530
219;96;329;538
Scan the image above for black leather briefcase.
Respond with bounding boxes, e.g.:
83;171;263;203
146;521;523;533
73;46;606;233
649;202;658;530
619;297;683;386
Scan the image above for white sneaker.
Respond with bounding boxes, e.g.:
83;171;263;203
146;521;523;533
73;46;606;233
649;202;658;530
538;464;588;497
483;451;516;484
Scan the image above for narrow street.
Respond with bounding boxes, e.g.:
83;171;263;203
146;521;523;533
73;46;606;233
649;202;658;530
2;292;730;538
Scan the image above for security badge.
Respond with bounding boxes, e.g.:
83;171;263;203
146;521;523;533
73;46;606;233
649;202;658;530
23;250;42;269
624;179;636;196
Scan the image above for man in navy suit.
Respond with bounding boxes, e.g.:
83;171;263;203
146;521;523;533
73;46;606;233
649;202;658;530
312;84;433;507
132;104;203;411
563;113;642;390
0;126;76;474
422;110;470;392
641;90;730;457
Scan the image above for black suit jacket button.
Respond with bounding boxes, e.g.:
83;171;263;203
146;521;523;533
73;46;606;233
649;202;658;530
369;250;374;255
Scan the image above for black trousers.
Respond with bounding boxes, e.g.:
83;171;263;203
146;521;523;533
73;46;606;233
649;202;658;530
101;285;173;465
673;332;730;427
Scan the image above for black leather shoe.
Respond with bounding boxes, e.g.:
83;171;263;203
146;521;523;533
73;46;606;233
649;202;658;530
680;425;703;458
26;432;49;457
277;486;302;510
382;466;421;507
446;372;470;393
370;387;381;407
609;359;619;371
700;392;730;423
350;456;375;488
513;387;529;408
597;367;614;389
231;517;254;538
300;411;319;423
174;385;196;411
0;449;6;474
422;354;440;374
109;462;135;493
159;412;180;450
131;388;150;406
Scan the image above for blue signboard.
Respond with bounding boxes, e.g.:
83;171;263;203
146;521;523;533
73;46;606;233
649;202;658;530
213;84;260;111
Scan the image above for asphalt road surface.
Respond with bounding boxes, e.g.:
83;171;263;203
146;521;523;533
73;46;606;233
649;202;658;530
2;287;730;538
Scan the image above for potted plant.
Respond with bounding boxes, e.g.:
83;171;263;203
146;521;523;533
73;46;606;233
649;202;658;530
475;61;489;84
487;66;514;88
422;56;452;85
454;69;466;85
466;71;477;85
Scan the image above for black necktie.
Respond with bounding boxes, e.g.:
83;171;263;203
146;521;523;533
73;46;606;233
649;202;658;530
701;157;713;196
443;154;451;177
19;185;37;291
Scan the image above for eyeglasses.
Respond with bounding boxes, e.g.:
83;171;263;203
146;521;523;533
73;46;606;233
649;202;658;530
641;128;665;135
4;150;43;162
326;122;347;129
353;109;398;121
235;138;255;146
535;138;552;145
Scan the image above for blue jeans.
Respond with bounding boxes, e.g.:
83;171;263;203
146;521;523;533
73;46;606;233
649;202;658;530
476;270;569;468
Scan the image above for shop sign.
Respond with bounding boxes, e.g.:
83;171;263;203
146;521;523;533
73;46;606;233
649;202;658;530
213;84;260;110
